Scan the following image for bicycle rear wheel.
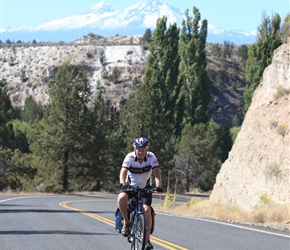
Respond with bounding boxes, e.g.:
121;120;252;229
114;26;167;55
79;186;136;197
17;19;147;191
131;213;146;250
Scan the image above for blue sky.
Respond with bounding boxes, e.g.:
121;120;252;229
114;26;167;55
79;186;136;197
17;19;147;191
1;0;289;32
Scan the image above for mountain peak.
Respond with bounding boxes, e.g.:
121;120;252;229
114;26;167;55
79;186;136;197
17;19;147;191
82;1;116;14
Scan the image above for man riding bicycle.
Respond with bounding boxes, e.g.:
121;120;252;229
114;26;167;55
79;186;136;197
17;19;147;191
117;137;162;250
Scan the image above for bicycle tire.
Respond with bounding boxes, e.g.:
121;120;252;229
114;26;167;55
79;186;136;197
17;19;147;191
131;213;146;250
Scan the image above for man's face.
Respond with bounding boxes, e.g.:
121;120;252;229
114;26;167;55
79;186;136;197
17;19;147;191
135;147;147;160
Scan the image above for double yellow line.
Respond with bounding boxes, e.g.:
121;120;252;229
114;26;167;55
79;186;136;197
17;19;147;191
60;200;188;250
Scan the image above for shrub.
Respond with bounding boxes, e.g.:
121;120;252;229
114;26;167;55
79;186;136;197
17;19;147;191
274;85;290;100
230;126;241;143
36;183;46;192
277;122;289;137
264;162;281;177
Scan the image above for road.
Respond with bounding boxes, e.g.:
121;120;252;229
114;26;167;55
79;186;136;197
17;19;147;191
0;194;289;250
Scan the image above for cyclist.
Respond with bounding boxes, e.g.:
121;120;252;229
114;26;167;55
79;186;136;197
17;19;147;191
117;137;162;250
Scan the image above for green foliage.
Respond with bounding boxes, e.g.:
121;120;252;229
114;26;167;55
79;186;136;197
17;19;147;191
230;126;241;143
274;85;290;100
0;81;15;149
222;40;234;58
231;115;241;127
21;95;43;123
276;122;288;137
12;120;30;153
0;148;12;190
140;28;153;44
0;82;34;191
25;63;121;192
236;45;248;60
28;62;94;192
0;148;37;191
211;43;222;57
119;83;176;180
244;13;282;112
281;14;290;43
120;16;181;179
144;16;181;136
174;119;231;192
99;48;106;66
178;7;210;126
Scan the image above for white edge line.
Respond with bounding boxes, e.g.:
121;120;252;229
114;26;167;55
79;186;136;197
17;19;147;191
157;212;290;238
0;195;71;203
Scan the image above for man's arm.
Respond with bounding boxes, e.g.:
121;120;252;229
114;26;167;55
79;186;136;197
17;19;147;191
152;167;162;187
119;167;128;185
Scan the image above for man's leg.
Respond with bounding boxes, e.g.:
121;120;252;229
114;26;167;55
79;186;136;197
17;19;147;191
143;191;154;250
143;204;152;242
117;192;129;223
117;192;131;236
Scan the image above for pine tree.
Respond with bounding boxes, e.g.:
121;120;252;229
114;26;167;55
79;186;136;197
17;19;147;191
28;62;93;192
178;7;210;126
0;81;15;149
83;90;122;191
0;81;15;190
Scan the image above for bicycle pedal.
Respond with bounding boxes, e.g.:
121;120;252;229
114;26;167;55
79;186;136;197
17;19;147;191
127;236;133;243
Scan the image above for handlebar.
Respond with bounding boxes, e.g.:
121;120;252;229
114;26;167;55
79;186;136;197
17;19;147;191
121;185;161;193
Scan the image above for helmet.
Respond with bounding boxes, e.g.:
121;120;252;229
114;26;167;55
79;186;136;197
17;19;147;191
133;137;149;148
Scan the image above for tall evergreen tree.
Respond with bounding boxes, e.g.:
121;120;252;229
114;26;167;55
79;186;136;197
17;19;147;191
144;16;181;136
0;81;15;149
119;17;181;181
0;81;15;190
244;13;282;112
28;62;93;192
119;83;175;180
82;90;122;191
178;7;210;126
281;13;290;43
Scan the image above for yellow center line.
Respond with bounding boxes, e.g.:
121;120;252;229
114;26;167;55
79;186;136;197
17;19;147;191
59;200;188;250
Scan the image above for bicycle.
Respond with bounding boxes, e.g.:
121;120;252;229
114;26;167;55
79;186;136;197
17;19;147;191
125;186;157;250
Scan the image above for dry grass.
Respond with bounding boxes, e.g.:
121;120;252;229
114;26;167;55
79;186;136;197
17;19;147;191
153;197;290;231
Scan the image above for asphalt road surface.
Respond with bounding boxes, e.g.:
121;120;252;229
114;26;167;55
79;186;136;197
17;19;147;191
0;194;289;250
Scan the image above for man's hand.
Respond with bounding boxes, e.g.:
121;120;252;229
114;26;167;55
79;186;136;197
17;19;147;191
120;182;130;190
155;186;163;193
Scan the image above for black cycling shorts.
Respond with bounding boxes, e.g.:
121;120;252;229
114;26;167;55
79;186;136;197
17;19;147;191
120;189;152;206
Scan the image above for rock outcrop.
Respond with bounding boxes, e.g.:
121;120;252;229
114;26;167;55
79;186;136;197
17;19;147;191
210;43;290;211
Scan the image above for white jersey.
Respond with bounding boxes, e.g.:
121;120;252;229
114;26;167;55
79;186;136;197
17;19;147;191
122;151;159;188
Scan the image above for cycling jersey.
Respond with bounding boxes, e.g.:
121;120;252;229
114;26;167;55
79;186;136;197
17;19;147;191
122;151;159;188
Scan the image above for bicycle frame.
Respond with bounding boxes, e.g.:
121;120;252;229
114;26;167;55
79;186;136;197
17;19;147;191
126;186;154;250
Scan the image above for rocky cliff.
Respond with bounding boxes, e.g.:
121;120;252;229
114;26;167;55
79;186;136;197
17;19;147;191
210;43;290;211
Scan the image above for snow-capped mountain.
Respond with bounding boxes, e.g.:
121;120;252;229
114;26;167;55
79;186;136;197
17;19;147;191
1;0;256;44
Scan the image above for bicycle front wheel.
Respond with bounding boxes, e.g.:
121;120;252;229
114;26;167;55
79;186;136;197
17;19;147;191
131;213;146;250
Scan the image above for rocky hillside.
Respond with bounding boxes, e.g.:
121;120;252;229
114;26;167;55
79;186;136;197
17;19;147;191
210;43;290;211
0;34;247;128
